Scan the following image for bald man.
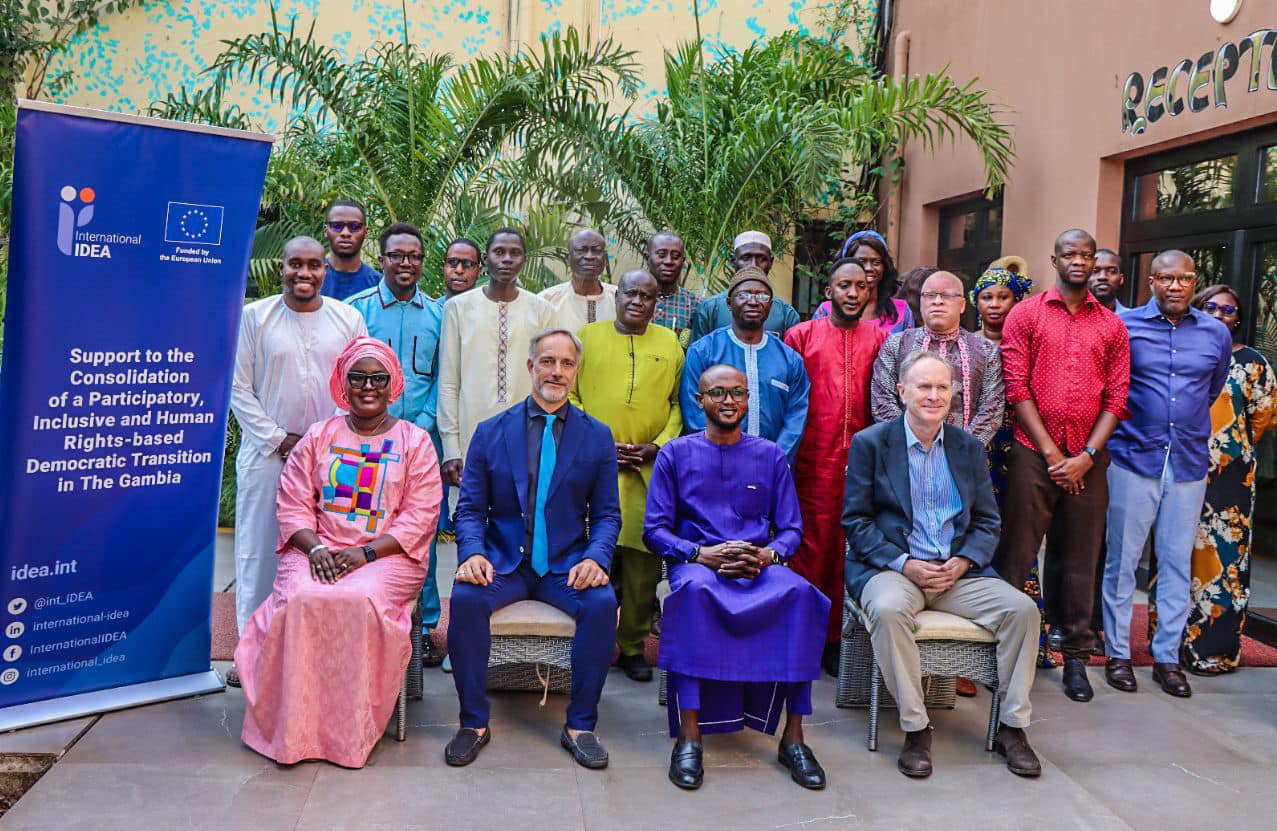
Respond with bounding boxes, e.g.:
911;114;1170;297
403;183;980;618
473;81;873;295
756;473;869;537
540;228;618;331
229;236;368;683
870;270;1004;447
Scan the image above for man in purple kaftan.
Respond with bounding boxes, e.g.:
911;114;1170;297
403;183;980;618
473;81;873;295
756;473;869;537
644;364;830;792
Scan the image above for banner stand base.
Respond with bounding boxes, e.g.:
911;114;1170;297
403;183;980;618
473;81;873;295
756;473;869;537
0;670;226;733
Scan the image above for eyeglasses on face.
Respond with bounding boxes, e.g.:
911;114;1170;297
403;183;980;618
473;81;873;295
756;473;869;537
347;372;392;390
327;221;364;233
383;251;424;265
920;291;964;303
701;386;749;402
1202;301;1238;315
1150;272;1197;287
731;291;771;303
444;257;478;269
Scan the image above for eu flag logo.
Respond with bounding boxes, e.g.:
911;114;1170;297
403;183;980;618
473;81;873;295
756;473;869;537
164;202;224;245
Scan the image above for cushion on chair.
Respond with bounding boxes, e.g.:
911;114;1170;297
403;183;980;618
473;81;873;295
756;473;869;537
490;600;576;638
912;610;996;642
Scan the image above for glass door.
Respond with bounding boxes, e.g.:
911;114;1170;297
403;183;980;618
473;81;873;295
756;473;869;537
1248;237;1277;620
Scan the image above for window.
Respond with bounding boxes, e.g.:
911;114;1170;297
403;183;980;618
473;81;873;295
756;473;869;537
1261;145;1277;203
1133;154;1236;219
936;193;1003;293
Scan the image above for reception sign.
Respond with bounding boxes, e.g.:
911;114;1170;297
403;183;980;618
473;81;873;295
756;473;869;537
0;101;271;729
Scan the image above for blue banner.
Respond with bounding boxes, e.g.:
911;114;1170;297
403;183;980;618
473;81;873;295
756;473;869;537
0;102;271;715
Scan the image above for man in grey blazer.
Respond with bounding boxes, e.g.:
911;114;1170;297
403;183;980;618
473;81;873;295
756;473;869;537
842;351;1041;779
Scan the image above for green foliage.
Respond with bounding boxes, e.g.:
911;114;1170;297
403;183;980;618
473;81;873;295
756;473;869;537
151;3;641;294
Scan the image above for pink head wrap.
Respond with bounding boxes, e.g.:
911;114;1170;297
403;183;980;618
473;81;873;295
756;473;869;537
329;336;406;410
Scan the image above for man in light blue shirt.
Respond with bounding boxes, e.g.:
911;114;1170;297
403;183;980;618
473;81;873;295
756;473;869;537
1102;249;1231;698
348;222;445;665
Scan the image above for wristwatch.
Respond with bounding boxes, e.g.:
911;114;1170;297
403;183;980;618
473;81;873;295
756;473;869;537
1082;446;1098;458
690;545;701;564
362;544;377;563
766;547;783;566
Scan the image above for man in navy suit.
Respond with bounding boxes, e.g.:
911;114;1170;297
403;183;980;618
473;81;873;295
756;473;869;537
445;328;621;769
842;351;1041;780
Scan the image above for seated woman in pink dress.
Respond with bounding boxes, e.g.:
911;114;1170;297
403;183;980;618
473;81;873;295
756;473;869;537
236;336;441;768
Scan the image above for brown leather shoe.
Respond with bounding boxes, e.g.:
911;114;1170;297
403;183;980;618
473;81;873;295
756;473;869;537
993;725;1042;777
1152;662;1192;697
1104;658;1137;692
897;727;932;778
955;677;978;697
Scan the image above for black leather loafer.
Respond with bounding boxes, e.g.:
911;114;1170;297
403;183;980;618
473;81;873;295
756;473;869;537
561;727;609;769
444;727;490;766
1153;663;1192;698
618;652;653;682
669;741;703;789
1104;658;1137;692
778;742;826;790
1062;658;1094;702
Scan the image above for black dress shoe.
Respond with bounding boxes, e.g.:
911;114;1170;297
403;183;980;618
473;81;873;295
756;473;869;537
1062;658;1094;702
1152;663;1192;698
561;727;609;769
993;725;1042;777
897;727;933;778
821;644;841;678
669;741;703;789
618;652;653;682
778;742;826;789
444;727;490;766
420;637;445;668
1104;658;1138;692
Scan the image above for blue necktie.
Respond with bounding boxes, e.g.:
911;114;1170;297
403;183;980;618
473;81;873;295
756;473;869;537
531;413;557;576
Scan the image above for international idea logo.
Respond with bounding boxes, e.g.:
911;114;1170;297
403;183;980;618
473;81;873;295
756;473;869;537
56;184;142;258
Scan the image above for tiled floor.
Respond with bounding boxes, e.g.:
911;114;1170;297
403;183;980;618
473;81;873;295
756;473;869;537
2;664;1274;830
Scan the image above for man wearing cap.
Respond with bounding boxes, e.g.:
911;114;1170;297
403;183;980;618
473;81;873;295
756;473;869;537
688;232;801;343
681;266;810;464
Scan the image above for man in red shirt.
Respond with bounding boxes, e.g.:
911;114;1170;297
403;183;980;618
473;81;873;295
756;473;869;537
785;258;885;674
994;229;1130;703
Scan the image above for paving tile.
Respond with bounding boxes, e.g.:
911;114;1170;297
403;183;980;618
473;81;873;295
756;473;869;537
0;717;94;757
1;761;316;831
1065;761;1277;830
213;531;236;593
294;765;584;831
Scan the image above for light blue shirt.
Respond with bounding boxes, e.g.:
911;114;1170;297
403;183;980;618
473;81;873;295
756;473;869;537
890;419;962;573
346;280;443;434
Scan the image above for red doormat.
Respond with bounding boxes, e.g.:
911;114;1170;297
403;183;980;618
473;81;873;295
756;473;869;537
210;593;1277;668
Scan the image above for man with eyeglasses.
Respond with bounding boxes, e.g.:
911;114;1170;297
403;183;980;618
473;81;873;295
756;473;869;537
871;271;1004;447
321;199;382;300
687;231;801;344
680;267;810;464
347;222;447;667
994;229;1130;704
1101;250;1231;698
783;257;886;674
229;236;368;686
438;238;483;304
645;364;831;791
540;228;617;331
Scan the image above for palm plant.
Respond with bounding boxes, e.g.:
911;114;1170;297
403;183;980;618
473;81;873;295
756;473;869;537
557;9;1014;291
150;3;640;294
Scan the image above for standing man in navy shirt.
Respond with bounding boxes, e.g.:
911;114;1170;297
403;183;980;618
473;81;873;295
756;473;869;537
321;199;382;300
1102;250;1231;699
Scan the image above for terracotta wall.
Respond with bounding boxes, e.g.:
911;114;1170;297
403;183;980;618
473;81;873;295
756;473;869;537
888;0;1277;286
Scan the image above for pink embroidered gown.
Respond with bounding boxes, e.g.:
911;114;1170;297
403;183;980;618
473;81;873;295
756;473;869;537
236;417;441;768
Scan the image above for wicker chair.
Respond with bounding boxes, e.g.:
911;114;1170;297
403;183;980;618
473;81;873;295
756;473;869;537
487;600;575;697
390;601;424;742
841;594;1001;752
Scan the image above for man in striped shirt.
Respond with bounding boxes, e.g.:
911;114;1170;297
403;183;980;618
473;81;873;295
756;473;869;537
843;351;1041;780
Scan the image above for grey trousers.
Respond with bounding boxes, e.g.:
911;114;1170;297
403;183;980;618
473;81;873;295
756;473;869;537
860;571;1040;732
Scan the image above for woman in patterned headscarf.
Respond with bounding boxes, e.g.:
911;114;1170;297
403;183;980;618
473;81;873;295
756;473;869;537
236;337;442;768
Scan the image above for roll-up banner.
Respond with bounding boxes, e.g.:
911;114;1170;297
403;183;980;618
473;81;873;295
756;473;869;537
0;101;272;730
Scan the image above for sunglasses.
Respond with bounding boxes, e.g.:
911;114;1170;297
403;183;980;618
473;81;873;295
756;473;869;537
327;221;364;233
701;386;749;402
1202;301;1238;315
347;372;392;390
445;257;478;269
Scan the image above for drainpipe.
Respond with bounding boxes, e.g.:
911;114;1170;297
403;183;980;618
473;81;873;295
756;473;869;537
885;28;910;257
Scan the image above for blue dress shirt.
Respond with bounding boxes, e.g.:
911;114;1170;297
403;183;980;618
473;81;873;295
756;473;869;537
346;280;443;434
1110;300;1232;481
890;419;963;572
321;259;382;300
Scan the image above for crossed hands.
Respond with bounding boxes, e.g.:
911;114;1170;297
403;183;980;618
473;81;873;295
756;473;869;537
695;541;768;581
454;555;610;590
309;546;368;584
1043;447;1092;495
901;556;971;595
615;442;658;472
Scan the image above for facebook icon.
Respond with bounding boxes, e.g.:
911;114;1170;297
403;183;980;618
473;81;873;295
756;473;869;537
164;201;225;245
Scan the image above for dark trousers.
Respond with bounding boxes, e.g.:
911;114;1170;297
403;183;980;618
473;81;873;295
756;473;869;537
994;442;1108;661
448;562;617;731
1042;531;1106;633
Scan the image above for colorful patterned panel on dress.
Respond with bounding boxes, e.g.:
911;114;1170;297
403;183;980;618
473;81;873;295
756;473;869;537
321;439;402;532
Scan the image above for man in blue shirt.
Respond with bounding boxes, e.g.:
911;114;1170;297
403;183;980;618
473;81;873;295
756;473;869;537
1102;250;1231;698
321;199;382;300
347;222;445;666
